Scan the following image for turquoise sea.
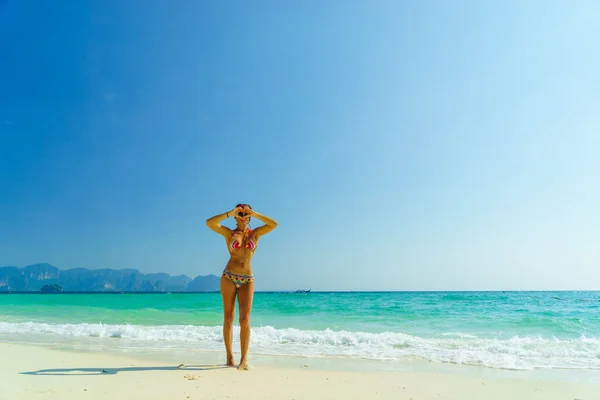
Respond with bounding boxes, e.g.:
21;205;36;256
1;291;599;371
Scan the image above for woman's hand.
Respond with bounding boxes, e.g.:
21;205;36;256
229;206;244;218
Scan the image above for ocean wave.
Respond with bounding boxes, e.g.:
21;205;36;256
1;321;599;370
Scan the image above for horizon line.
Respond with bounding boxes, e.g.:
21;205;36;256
2;289;599;294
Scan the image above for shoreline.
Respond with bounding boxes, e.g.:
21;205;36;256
40;339;600;381
2;342;599;400
3;334;600;379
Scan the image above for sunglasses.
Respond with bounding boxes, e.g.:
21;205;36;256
237;212;249;217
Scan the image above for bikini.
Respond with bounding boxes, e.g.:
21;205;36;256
229;228;256;251
222;270;254;288
223;228;256;288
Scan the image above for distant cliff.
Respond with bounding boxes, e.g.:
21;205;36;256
0;263;219;292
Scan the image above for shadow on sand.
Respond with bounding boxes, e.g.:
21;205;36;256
21;364;230;376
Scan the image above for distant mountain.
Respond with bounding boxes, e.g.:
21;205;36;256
0;263;219;292
188;274;220;291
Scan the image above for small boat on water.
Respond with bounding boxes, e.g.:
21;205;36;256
295;289;311;293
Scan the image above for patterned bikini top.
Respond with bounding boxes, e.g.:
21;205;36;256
230;228;256;251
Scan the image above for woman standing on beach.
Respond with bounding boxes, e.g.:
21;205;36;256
206;204;278;370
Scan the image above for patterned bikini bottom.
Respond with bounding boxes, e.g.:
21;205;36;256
222;269;254;288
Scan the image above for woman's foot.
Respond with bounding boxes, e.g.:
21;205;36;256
237;358;248;371
226;354;235;367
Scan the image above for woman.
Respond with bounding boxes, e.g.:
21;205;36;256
206;204;278;370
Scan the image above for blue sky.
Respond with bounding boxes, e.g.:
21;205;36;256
1;1;599;290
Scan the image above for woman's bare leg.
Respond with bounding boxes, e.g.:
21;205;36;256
236;280;254;370
220;275;237;367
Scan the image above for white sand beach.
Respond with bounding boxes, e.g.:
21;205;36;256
1;342;599;400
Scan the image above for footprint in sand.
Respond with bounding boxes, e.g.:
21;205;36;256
184;374;202;380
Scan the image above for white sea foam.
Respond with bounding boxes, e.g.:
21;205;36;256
1;321;599;370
